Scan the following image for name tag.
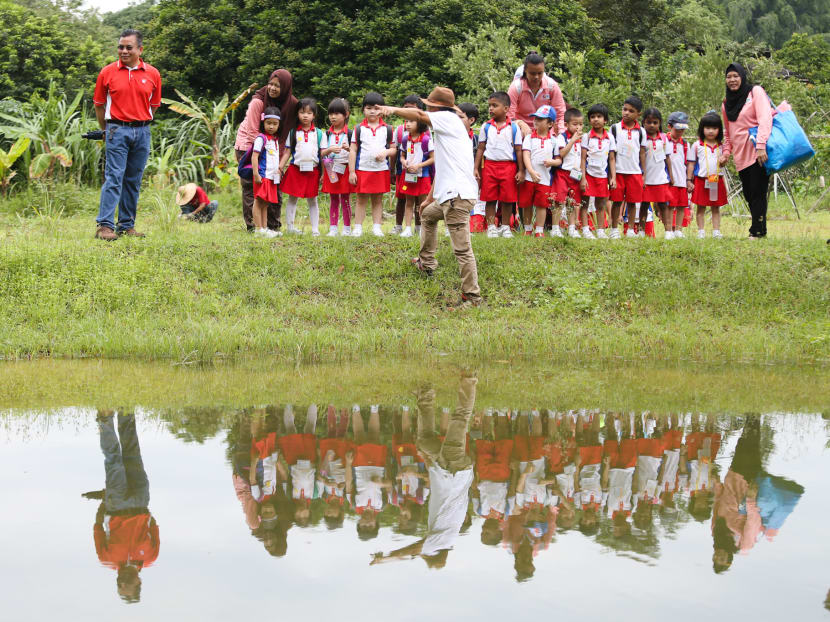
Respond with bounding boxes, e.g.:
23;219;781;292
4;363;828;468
299;162;314;172
333;163;346;174
569;169;582;181
405;172;418;183
652;147;666;162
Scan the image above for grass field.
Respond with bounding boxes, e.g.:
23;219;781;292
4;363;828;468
1;184;828;365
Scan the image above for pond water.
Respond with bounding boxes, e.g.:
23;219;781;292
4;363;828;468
1;365;829;620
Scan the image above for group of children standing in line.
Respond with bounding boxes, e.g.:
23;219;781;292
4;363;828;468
246;89;730;241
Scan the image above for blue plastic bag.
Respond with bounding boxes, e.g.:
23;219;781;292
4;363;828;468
749;108;815;174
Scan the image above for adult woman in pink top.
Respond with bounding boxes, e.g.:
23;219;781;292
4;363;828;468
234;69;299;231
507;52;566;136
722;63;774;239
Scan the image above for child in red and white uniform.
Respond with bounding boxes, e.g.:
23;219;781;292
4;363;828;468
473;410;515;544
398;119;434;238
392;406;430;533
277;404;318;526
348;404;392;539
475;91;524;238
250;107;281;238
458;102;487;234
513;411;557;509
687;112;728;239
580;103;617;240
573;411;603;533
609;96;647;238
554;108;585;238
519;105;562;237
279;98;327;236
391;95;424;236
642;108;673;239
665;111;692;239
601;414;637;519
318;405;350;528
349;92;395;237
322;98;354;237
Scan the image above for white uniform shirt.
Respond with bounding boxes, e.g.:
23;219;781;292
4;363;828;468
354;120;392;172
581;129;616;179
605;467;634;517
285;126;327;169
688;141;724;178
659;449;680;493
479;119;521;161
612;122;645;174
426;110;479;204
522;131;559;185
327;128;351;172
634;455;662;500
555;464;576;500
319;455;345;499
402;133;434;179
421;465;474;556
475;480;510;517
354;465;385;510
290;461;316;500
577;463;603;507
516;458;550;507
398;471;429;502
643;133;670;185
686;459;711;492
557;131;582;172
251;451;280;501
252;134;280;182
666;135;689;188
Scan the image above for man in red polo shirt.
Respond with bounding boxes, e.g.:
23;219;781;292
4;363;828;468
93;29;161;240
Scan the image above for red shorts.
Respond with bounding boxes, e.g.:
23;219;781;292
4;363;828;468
252;432;277;459
399;175;432;197
686;432;721;460
691;176;727;207
609;172;644;203
322;165;355;194
636;437;665;458
513;435;544;462
667;185;689;208
475;439;513;481
578;445;603;465
278;433;317;465
553;168;582;204
480;160;518;202
642;183;669;203
355;170;389;195
584;173;610;198
281;164;320;198
253;178;280;203
663;429;683;451
470;213;486;233
354;443;388;467
392;439;422;466
603;438;637;469
518;180;554;208
319;438;351;460
543;442;571;474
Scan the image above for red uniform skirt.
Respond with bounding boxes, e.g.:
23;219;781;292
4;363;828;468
253;178;280;203
355;170;390;195
691;176;727;207
642;183;669;203
322;165;355;194
399;175;432;197
584;174;610;198
281;164;321;198
667;185;689;208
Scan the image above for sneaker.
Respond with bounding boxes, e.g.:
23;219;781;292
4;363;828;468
664;231;675;240
674;229;684;239
95;226;117;241
550;227;564;238
582;227;596;239
286;225;303;235
487;225;499;238
625;228;636;238
712;230;723;239
255;227;269;237
264;228;280;238
609;228;621;239
524;229;532;236
351;225;363;237
596;229;608;239
343;226;352;236
449;294;483;310
410;256;433;277
637;230;646;238
311;230;320;237
499;225;513;238
390;225;402;236
327;226;338;237
697;229;706;239
534;231;544;238
568;228;581;238
400;227;413;238
372;224;384;237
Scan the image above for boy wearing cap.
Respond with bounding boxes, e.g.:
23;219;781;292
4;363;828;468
665;112;691;239
176;183;218;222
519;106;562;237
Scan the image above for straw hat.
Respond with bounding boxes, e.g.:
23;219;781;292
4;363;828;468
176;183;198;206
420;87;461;112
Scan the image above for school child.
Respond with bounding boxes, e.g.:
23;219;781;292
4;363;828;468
666;111;692;239
601;413;637;519
641;108;673;239
472;409;515;539
391;95;424;235
175;183;218;222
278;98;326;236
579;103;617;240
573;411;603;534
519;105;562;237
474;91;524;238
513;411;556;508
250;106;282;238
553;108;584;238
277;404;318;526
321;98;354;237
318;405;350;528
397;118;434;238
347;404;393;538
458;102;487;234
687;112;728;238
391;406;429;533
609;96;647;238
349;92;396;237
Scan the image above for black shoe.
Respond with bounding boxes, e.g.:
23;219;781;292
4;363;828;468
410;257;433;277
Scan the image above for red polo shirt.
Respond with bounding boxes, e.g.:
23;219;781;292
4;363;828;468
93;59;161;122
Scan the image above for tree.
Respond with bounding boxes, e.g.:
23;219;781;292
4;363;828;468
447;23;522;103
0;136;31;197
775;32;830;84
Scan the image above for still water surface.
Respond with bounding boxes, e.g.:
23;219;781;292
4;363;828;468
1;372;828;620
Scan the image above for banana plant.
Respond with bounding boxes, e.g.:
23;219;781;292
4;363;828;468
162;83;257;175
0;136;31;197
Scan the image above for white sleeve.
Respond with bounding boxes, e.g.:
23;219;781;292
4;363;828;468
253;136;264;153
522;134;532;151
581;134;590;149
426;136;434;152
319;131;328;150
687;144;697;163
284;132;293;149
477;124;488;143
513;124;522;145
608;133;617;152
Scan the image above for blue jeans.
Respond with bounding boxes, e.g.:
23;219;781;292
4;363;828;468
99;413;150;513
97;123;151;232
180;200;218;222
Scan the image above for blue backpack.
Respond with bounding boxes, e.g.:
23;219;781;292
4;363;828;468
237;132;271;180
482;119;520;161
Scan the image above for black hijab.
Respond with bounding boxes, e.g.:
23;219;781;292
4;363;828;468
724;63;753;122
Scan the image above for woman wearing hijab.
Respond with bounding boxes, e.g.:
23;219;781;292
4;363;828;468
234;69;300;231
721;63;774;239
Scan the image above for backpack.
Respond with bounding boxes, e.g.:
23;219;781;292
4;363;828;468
354;122;392;169
237;132;270;180
288;127;324;165
400;132;435;178
512;74;556;98
483;120;520;161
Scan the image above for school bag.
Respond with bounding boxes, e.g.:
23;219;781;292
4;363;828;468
354;122;393;169
746;98;814;173
236;132;270;180
482;119;521;161
399;132;435;178
288;127;325;166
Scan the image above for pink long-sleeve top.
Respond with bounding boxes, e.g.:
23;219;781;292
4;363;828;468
507;75;566;134
233;474;261;530
722;85;774;172
234;98;264;152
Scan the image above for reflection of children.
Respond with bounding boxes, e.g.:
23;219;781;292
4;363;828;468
175;183;218;222
473;409;515;543
278;404;318;526
574;411;603;534
688;112;728;239
514;411;555;508
318;406;349;528
602;416;636;519
393;406;429;534
348;405;393;538
280;98;326;236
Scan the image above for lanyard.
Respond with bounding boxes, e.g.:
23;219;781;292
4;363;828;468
702;141;720;178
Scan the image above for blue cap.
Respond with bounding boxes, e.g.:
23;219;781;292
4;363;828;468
667;111;689;129
531;105;557;121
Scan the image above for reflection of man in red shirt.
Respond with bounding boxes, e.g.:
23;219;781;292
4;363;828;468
86;410;159;603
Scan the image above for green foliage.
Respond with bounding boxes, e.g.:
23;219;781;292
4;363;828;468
718;0;830;48
0;136;30;197
447;23;522;104
774;33;830;84
102;0;157;33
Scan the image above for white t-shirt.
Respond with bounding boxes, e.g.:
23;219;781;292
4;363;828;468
421;464;474;556
326;128;352;172
577;463;602;507
354;120;392;172
354;465;385;511
401;133;434;179
581;129;616;179
612;122;645;174
643;133;670;185
398;471;428;502
522;131;559;185
686;459;711;492
475;480;509;517
659;449;680;493
688;141;724;178
555;464;576;500
426;110;478;204
479;119;521;161
634;455;662;500
557;131;582;172
251;451;280;501
252;134;280;182
605;467;634;517
667;136;689;188
516;458;549;507
319;455;345;499
285;126;327;169
290;461;316;500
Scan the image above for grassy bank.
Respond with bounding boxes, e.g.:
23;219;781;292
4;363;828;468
1;186;829;364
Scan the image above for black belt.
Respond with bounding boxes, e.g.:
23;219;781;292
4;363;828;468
109;119;152;127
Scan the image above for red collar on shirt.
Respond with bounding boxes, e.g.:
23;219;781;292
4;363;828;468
468;129;474;139
328;126;347;137
621;121;641;139
297;124;316;141
360;118;386;136
589;128;608;140
646;133;663;147
668;134;685;153
531;129;553;146
116;59;146;71
488;118;512;133
699;140;720;152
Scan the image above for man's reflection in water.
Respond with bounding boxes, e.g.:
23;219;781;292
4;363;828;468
86;410;159;603
371;373;477;569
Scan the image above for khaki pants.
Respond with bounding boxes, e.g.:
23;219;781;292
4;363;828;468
419;198;481;301
416;376;477;473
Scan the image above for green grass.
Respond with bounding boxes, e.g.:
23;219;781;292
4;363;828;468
1;184;829;365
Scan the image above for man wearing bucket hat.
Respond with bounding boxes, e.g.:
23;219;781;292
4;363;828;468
175;183;218;222
380;87;482;309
